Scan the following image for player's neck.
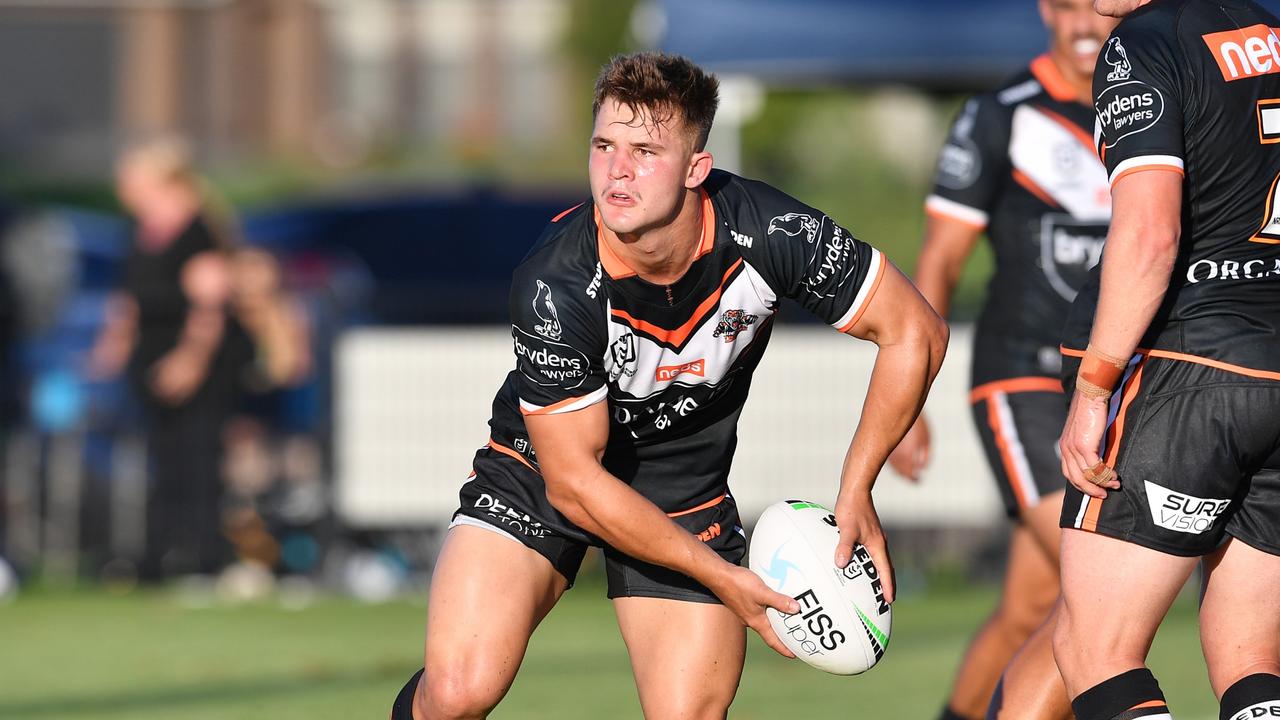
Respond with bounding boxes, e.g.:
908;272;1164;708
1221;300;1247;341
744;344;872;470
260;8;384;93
604;188;704;285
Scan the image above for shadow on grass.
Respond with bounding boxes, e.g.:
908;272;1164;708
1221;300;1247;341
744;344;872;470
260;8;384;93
0;664;407;718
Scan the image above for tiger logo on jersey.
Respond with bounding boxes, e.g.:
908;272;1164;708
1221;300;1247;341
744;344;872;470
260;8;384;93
713;309;758;342
767;213;821;244
532;280;562;340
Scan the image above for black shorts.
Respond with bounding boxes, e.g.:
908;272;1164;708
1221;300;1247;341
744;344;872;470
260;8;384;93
1060;355;1280;557
969;377;1068;518
451;442;746;602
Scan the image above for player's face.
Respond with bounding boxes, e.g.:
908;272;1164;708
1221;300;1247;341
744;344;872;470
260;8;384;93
589;98;702;238
1041;0;1120;79
1092;0;1150;18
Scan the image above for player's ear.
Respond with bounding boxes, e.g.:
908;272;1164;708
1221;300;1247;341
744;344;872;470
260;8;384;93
685;148;713;189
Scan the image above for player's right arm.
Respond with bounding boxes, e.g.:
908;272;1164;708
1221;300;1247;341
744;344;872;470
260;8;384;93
889;95;1005;481
524;404;799;657
507;253;798;656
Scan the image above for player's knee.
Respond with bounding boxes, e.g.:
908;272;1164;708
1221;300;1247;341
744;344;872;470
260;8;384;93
998;599;1052;641
645;684;735;720
419;666;503;720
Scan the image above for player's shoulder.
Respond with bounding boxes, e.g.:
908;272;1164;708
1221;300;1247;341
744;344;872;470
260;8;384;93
990;66;1044;109
510;202;603;303
703;168;822;238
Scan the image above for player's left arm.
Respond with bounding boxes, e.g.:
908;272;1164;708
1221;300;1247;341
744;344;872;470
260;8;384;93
1059;170;1181;497
835;260;949;603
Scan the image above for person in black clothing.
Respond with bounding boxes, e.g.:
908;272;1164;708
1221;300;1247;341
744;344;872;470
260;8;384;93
90;137;249;580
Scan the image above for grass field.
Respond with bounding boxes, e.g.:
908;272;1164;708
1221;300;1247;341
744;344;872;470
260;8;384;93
0;574;1216;719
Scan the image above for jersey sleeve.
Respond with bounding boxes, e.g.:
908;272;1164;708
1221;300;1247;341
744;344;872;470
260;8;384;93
508;264;608;416
1093;25;1185;186
924;94;1010;230
734;178;886;333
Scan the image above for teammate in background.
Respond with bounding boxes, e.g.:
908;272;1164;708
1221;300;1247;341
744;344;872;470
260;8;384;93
887;2;1117;718
391;52;948;720
1052;1;1280;719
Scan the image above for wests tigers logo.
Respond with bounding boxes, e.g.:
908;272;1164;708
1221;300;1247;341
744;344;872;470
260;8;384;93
712;309;758;342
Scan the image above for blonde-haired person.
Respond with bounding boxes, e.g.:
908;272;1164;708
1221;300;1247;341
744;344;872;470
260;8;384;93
89;135;252;581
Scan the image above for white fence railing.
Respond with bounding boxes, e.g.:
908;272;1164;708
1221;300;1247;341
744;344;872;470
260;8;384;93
335;324;1005;529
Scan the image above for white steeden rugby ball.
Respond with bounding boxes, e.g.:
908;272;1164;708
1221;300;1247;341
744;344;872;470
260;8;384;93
748;499;892;675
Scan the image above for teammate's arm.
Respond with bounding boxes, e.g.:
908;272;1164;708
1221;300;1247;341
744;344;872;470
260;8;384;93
524;403;801;656
836;260;949;602
887;214;980;481
1058;170;1181;496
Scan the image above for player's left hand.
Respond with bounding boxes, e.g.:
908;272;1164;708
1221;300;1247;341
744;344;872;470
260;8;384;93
1059;391;1119;498
833;490;895;604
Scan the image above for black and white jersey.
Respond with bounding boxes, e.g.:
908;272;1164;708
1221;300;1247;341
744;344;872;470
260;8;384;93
485;169;885;514
927;55;1112;387
1063;0;1280;376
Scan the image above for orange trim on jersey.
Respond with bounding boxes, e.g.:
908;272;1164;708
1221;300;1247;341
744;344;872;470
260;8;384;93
1061;344;1280;381
836;259;887;333
1258;99;1280;145
969;376;1063;404
666;492;727;518
551;203;584;223
1035;105;1098;154
1031;54;1082;103
1111;164;1185;187
1129;700;1168;710
519;393;596;417
987;398;1029;510
1012;168;1060;208
485;439;538;473
925;204;986;230
595;189;715;280
611;258;743;346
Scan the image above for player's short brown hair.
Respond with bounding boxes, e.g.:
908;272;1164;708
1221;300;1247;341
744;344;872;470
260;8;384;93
592;52;719;151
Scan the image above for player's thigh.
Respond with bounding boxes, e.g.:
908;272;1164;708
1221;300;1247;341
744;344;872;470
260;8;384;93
997;519;1060;636
1201;460;1280;695
971;387;1068;525
1054;529;1197;697
421;524;573;714
614;595;746;719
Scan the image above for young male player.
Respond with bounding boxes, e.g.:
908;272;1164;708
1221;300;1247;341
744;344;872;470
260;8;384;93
1052;1;1280;718
889;2;1116;717
389;52;948;719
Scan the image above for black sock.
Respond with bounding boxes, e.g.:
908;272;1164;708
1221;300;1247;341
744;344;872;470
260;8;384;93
1072;668;1170;720
390;668;424;720
938;706;975;720
984;675;1005;720
1220;673;1280;720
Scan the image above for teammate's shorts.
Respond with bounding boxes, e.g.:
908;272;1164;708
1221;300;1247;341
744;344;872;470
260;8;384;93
450;441;746;602
1060;354;1280;557
969;377;1068;518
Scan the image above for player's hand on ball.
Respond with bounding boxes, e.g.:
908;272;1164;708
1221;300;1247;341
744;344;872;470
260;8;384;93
833;491;895;604
716;564;799;658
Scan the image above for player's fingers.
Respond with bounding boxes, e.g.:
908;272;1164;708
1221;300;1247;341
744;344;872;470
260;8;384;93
763;587;800;616
834;533;856;569
751;617;796;658
863;535;895;604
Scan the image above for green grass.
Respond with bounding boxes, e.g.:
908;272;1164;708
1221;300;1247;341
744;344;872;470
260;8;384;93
0;577;1215;719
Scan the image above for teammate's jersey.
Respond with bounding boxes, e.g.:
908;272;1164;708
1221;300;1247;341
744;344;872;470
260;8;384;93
1063;0;1280;375
927;56;1113;387
486;169;885;514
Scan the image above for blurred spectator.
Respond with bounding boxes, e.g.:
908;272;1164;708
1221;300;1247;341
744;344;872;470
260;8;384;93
88;136;252;581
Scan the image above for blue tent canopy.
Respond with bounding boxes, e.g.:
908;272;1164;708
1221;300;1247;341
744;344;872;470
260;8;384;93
657;0;1280;90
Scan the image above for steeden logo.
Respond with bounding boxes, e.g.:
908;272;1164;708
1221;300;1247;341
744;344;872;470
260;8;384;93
1203;24;1280;81
655;358;705;382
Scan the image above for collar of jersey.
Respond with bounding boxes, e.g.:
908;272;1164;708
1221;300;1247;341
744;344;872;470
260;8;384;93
1031;53;1084;105
594;187;716;281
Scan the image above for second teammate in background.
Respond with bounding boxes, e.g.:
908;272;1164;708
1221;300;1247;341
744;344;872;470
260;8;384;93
887;2;1117;718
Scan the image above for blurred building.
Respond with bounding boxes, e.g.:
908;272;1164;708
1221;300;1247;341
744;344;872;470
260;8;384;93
0;0;573;178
